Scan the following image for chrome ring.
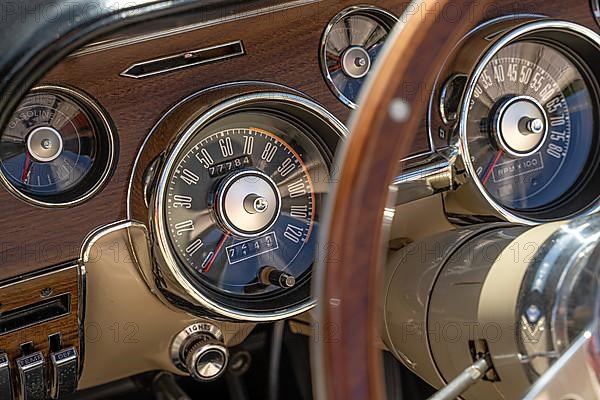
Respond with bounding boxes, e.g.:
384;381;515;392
0;84;117;208
458;20;600;225
319;5;397;109
152;90;347;322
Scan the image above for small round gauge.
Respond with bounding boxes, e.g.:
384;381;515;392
320;6;397;108
0;86;115;206
160;111;331;304
463;38;600;220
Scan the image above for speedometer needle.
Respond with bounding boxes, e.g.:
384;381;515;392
482;150;504;185
203;231;230;273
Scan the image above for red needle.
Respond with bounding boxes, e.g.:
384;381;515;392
21;152;32;183
482;150;504;185
203;231;230;273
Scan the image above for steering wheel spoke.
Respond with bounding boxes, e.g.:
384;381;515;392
525;323;600;399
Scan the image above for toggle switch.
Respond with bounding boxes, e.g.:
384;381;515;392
0;352;13;400
49;347;78;399
15;351;46;400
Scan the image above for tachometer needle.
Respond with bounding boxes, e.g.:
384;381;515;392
203;231;230;273
21;152;32;183
482;150;504;185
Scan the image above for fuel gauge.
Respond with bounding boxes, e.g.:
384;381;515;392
0;85;116;207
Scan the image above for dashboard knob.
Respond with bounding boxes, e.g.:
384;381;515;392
183;339;229;382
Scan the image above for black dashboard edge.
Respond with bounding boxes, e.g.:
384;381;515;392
0;0;248;137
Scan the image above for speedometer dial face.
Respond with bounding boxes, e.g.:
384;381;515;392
162;112;330;299
465;41;597;214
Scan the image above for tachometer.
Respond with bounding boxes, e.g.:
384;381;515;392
461;32;600;221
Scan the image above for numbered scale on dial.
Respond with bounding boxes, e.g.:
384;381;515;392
161;111;331;297
464;41;597;214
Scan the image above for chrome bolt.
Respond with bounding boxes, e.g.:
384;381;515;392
526;304;542;324
253;197;268;213
41;139;52;149
526;118;544;134
355;56;367;67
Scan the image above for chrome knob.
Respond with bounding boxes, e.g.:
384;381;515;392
171;323;229;382
184;339;229;382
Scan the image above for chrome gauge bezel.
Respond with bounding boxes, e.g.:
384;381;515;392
458;20;600;224
152;91;347;322
319;5;397;109
0;85;117;208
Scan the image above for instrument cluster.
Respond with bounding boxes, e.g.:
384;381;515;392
156;102;336;316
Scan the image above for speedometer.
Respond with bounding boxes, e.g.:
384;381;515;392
143;88;349;321
163;112;328;297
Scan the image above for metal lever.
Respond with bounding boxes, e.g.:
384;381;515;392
0;352;13;400
49;347;78;399
427;358;490;400
15;351;46;400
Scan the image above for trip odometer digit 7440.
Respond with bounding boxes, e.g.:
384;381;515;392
162;111;330;300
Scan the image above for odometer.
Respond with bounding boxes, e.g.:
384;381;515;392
162;111;330;298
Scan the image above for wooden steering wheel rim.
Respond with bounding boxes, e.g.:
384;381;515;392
312;1;494;399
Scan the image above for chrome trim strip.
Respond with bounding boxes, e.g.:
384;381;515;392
70;0;321;57
120;40;245;79
77;263;86;379
80;220;139;263
392;147;459;205
593;0;600;28
0;85;117;208
458;20;600;225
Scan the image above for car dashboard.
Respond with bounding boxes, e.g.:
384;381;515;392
0;0;599;399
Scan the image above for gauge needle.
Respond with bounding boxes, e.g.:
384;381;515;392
21;152;32;183
203;231;230;273
482;150;504;185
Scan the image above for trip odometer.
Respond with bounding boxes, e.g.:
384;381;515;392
160;110;330;307
462;39;600;220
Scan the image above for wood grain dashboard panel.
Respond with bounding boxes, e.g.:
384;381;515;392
0;265;81;387
0;0;598;281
